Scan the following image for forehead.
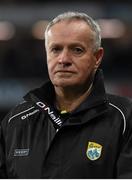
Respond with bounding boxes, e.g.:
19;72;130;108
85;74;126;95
47;20;94;43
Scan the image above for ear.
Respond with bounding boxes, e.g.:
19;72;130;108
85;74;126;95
94;47;104;71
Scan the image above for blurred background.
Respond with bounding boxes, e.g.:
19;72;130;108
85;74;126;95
0;0;132;120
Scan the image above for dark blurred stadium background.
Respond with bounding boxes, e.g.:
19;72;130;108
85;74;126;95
0;0;132;120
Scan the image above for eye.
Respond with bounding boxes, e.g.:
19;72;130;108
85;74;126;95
73;47;84;54
50;46;62;54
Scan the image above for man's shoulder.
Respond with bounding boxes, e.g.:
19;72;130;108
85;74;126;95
107;94;132;106
106;94;132;134
107;93;132;115
2;100;40;126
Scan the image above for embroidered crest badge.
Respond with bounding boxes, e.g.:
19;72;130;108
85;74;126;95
86;141;102;161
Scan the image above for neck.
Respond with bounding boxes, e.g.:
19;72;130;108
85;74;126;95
55;83;93;112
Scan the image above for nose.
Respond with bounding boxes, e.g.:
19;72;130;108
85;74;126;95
58;49;72;66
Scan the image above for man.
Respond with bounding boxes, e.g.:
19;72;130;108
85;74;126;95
0;11;132;178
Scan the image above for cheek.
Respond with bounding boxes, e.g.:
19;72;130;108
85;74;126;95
79;61;93;73
47;58;54;71
78;60;96;77
47;59;53;77
47;59;57;79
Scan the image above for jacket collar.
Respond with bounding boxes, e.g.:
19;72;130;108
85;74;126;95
24;69;108;115
73;69;108;114
24;69;109;126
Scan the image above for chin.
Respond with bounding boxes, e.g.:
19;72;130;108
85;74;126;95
53;80;75;87
57;83;82;89
51;76;80;87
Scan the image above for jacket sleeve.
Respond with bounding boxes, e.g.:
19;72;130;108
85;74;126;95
116;109;132;178
0;124;8;178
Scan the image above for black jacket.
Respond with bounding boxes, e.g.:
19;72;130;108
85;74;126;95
0;69;132;178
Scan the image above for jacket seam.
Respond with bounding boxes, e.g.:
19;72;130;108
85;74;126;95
109;102;126;135
8;106;35;123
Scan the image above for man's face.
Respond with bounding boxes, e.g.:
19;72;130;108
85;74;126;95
45;20;103;88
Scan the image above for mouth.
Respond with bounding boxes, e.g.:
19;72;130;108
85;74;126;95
54;70;75;77
55;70;75;74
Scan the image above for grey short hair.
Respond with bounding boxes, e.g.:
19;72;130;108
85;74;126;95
45;11;102;52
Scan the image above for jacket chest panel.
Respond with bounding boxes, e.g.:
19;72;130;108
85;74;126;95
6;110;122;178
6;114;56;178
42;118;121;178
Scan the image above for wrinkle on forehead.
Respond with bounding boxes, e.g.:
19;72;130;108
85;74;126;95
46;20;95;47
48;19;92;34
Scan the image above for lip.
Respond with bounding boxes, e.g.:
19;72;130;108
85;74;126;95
55;70;75;73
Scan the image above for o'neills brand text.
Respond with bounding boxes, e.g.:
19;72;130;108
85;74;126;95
36;101;62;126
21;109;39;120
